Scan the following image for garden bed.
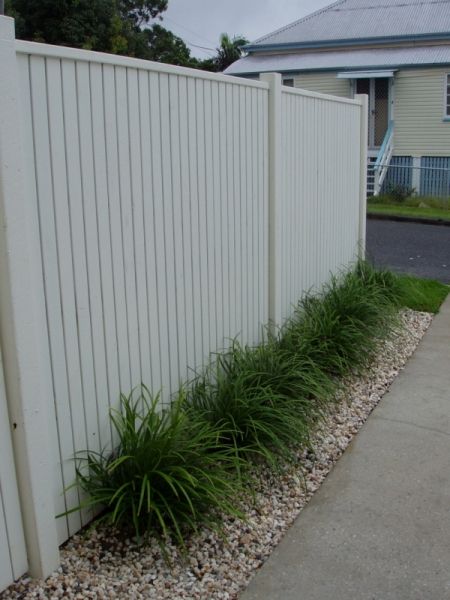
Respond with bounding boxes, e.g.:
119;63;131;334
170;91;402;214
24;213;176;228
1;308;432;600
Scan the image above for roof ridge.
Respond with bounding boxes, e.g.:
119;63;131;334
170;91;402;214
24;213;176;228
253;0;348;45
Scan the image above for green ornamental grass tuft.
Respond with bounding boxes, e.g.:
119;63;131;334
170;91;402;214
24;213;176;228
64;259;444;543
68;386;245;545
186;339;336;466
389;274;449;314
281;266;399;380
355;260;449;314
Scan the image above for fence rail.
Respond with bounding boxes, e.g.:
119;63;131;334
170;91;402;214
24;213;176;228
0;15;367;590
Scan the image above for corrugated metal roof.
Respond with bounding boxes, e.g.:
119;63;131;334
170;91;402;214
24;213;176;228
251;0;450;48
225;44;450;75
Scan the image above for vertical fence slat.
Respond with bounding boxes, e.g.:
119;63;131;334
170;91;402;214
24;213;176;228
168;74;187;384
128;68;151;388
186;77;202;371
179;75;196;378
139;70;162;392
16;52;68;544
77;60;112;461
103;64;132;395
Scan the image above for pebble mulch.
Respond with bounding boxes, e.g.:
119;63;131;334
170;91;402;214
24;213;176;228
1;309;432;600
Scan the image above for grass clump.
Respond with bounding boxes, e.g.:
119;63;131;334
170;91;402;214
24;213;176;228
280;266;399;380
390;274;449;314
70;386;244;545
355;260;449;314
186;339;334;466
186;262;404;466
66;259;438;545
370;192;450;210
367;202;450;222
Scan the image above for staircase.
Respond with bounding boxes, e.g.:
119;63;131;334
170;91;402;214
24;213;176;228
367;121;394;196
367;156;377;196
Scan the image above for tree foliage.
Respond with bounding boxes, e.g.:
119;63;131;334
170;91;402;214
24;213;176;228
143;24;199;66
6;0;120;51
214;33;249;72
5;0;248;71
5;0;197;65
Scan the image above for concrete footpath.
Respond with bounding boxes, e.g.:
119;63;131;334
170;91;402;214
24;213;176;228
241;297;450;600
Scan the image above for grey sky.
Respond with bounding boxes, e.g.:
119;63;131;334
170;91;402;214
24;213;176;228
162;0;333;58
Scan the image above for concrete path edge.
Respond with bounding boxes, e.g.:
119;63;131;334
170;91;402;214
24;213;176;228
241;297;450;600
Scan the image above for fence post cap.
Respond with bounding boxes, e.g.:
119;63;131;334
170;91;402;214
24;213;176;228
0;15;15;39
260;72;282;85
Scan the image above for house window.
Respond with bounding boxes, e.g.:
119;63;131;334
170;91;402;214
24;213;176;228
283;78;294;87
446;74;450;118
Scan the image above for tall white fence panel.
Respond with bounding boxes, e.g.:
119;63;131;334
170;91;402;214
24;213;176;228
14;41;269;545
0;15;367;588
278;87;364;321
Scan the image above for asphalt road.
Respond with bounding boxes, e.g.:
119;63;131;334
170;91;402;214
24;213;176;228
366;218;450;284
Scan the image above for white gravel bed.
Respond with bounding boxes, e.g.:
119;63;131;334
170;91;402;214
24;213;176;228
1;309;432;600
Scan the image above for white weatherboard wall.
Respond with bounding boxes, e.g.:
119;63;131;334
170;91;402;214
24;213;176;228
0;14;366;590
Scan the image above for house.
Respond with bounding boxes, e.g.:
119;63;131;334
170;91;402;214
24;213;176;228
225;0;450;197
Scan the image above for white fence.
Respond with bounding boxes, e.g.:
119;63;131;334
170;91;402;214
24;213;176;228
278;85;364;321
0;15;367;590
16;40;269;548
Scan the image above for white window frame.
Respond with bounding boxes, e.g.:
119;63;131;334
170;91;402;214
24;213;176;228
445;74;450;120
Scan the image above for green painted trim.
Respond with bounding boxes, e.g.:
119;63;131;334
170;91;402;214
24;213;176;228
245;32;450;53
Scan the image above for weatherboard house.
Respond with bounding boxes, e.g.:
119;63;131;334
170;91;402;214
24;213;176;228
225;0;450;196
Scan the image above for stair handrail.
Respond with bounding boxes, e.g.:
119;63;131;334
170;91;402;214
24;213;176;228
373;120;394;195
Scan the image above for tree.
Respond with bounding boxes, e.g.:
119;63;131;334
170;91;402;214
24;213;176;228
6;0;120;51
118;0;167;27
215;33;248;72
143;24;199;66
5;0;197;66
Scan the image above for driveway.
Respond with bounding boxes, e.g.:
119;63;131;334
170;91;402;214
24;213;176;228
366;218;450;284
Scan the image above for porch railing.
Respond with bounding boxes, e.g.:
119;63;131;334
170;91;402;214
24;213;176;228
373;120;394;195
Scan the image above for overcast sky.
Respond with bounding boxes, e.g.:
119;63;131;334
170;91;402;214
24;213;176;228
162;0;333;58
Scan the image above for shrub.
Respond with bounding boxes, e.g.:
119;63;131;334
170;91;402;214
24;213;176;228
69;387;244;544
354;260;402;305
66;260;419;544
280;266;399;379
390;273;449;314
384;183;416;203
186;339;335;466
186;263;403;466
355;260;449;314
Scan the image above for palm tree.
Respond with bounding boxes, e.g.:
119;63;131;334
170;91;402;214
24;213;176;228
215;33;248;71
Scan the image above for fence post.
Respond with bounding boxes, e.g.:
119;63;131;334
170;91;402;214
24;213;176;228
261;72;283;328
0;16;60;578
411;156;421;193
355;93;368;258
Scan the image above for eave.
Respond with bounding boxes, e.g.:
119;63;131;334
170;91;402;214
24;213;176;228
245;32;450;54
